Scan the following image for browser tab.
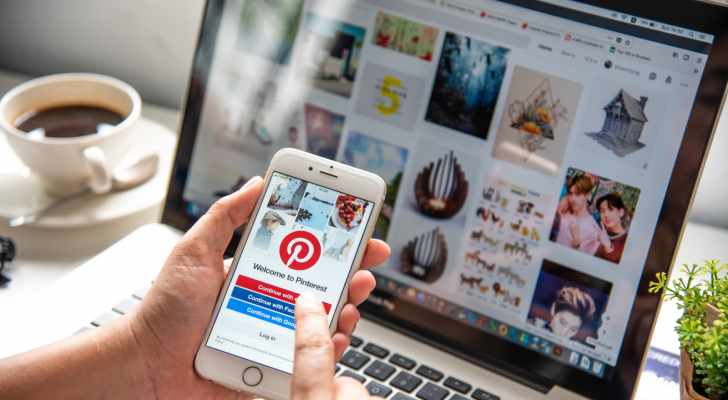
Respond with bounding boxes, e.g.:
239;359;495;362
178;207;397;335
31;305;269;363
526;24;565;40
443;0;479;17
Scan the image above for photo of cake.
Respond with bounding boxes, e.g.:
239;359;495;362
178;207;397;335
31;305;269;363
414;151;469;219
329;194;368;234
400;227;448;284
337;195;361;227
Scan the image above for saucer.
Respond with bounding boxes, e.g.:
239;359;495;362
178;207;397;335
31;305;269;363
0;118;177;228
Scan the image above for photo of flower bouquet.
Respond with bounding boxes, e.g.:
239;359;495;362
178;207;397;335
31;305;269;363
509;77;569;160
491;66;583;177
511;93;556;139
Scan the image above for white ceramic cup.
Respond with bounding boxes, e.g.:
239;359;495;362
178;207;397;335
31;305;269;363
0;73;141;196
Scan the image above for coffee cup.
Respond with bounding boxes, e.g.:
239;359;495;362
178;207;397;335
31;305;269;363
0;73;141;196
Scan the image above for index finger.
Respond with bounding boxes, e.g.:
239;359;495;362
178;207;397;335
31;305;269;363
358;239;390;270
291;292;335;400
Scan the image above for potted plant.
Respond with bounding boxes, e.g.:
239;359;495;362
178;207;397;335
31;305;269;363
650;260;728;400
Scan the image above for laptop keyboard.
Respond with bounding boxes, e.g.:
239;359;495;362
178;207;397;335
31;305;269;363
339;335;500;400
72;283;150;335
73;284;501;400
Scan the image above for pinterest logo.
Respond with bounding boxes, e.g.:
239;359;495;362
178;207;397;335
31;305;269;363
279;231;321;271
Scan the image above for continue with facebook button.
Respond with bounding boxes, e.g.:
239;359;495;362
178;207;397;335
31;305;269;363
227;297;296;330
231;286;295;317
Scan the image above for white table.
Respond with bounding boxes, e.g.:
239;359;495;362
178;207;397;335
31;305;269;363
0;69;181;317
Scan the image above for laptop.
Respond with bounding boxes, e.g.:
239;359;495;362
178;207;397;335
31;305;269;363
4;0;728;399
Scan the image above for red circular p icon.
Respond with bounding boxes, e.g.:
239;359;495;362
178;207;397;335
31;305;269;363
280;231;321;271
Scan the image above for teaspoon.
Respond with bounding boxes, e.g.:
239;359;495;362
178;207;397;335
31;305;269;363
9;154;159;227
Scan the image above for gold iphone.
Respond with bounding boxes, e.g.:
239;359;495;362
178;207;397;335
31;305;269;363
195;149;385;399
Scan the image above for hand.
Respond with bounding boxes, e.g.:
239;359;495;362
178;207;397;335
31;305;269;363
597;221;613;253
129;176;390;398
556;196;571;217
567;214;581;248
291;292;377;400
0;175;389;400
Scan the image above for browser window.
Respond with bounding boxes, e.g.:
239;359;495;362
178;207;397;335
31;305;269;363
184;0;710;379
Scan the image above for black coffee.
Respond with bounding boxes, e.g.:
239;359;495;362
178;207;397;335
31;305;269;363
14;105;125;138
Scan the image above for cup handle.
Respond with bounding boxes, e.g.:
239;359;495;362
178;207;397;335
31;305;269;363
82;146;112;194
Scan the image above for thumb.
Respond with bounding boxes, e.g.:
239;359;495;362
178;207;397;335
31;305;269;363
187;176;264;255
291;292;335;400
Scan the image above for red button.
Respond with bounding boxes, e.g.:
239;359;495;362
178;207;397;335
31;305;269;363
236;275;332;314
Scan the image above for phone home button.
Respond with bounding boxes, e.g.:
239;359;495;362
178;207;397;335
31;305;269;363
242;367;263;386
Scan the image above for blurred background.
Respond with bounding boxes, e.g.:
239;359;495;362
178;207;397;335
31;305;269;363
0;0;726;229
0;0;206;109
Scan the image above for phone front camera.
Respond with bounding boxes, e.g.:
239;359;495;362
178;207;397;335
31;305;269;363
309;167;313;171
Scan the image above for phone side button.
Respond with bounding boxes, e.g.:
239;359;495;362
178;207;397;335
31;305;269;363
242;367;263;386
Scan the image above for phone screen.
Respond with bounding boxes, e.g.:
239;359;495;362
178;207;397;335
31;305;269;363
206;171;376;373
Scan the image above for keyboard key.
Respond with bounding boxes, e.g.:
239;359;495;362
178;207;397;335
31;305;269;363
363;343;390;358
416;365;443;381
91;312;120;327
74;326;92;335
335;365;340;374
112;298;140;315
365;360;396;381
392;394;417;400
349;335;363;347
339;370;365;383
443;377;471;394
340;350;370;370
367;381;393;398
132;285;151;300
471;389;500;400
390;354;416;370
449;395;468;400
416;382;449;400
391;371;422;393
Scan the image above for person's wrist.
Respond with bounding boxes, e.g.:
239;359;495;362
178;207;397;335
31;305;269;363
84;313;154;399
112;312;157;397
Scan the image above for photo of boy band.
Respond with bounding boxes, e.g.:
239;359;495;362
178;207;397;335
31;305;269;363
549;167;640;264
527;260;613;346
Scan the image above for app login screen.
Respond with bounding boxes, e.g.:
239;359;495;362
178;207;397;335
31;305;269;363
206;172;375;373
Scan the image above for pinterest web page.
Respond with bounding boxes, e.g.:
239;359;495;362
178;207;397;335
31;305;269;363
207;172;375;373
185;0;712;378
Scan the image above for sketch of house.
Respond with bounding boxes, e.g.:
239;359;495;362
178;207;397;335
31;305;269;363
585;89;648;157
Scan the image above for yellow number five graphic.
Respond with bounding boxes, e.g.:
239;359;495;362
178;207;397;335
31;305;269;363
377;76;401;116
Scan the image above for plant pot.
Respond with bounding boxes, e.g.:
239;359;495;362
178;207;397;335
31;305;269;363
680;350;719;400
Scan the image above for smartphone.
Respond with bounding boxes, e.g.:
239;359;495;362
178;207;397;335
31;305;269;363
195;149;385;399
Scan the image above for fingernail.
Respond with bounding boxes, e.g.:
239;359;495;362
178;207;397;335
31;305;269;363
240;176;262;191
298;291;319;304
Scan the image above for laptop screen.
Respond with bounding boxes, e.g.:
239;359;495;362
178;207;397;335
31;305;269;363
166;0;726;397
